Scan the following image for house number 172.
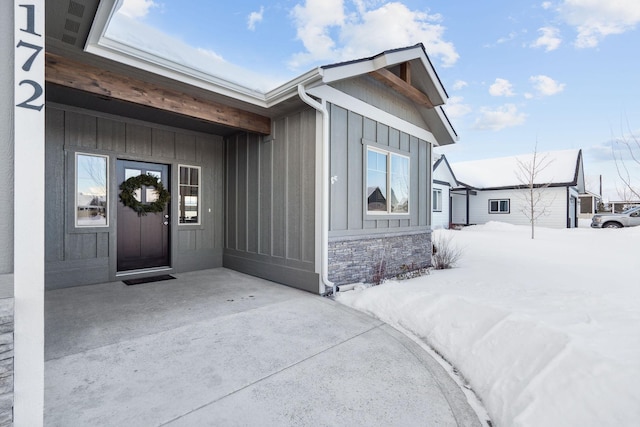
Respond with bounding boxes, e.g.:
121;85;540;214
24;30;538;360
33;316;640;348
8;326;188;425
16;3;44;111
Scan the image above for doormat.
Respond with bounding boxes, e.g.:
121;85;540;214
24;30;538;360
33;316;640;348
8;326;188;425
123;275;176;286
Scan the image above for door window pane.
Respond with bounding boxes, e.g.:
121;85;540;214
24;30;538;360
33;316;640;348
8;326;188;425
179;165;200;224
125;168;142;202
76;153;108;227
145;171;161;202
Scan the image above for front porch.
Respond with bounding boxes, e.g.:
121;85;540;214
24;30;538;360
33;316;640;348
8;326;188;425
44;268;480;426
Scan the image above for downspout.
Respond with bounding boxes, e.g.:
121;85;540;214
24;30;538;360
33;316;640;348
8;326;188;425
297;84;335;296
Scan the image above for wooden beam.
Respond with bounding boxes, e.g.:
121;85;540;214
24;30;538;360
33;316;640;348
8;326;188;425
45;53;271;135
369;67;434;109
400;62;411;85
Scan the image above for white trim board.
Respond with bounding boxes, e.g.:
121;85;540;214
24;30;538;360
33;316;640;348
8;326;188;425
307;84;437;144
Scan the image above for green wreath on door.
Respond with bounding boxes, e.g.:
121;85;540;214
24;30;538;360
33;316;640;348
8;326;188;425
119;173;170;216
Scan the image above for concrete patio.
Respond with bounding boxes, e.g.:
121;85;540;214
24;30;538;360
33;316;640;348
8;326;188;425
44;268;481;426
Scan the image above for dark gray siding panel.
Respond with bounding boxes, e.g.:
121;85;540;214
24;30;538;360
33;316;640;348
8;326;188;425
45;105;225;289
125;123;152;156
45;108;66;263
152;128;176;159
97;117;126;152
329;103;432;237
224;109;318;293
259;137;272;255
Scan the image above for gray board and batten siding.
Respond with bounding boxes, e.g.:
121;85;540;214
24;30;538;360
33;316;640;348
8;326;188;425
328;101;433;285
45;105;225;289
224;108;320;293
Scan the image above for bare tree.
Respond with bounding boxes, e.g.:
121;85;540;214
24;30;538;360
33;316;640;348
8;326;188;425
516;145;555;239
612;128;640;200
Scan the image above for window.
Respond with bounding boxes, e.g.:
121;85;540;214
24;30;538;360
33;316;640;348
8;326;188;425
489;199;510;214
179;165;200;224
433;188;442;212
76;153;108;227
367;148;409;214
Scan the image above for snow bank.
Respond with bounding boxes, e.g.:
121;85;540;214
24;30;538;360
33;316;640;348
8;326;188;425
337;223;640;426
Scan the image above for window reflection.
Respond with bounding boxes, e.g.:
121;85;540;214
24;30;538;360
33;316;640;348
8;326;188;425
367;148;410;214
76;154;108;226
179;165;200;224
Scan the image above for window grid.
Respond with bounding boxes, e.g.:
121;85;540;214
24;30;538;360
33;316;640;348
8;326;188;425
489;199;510;214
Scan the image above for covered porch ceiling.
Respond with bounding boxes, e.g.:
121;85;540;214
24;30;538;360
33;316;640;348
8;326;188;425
45;0;283;136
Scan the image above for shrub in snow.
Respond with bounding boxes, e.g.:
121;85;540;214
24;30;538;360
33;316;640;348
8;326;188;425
431;232;462;269
396;263;431;280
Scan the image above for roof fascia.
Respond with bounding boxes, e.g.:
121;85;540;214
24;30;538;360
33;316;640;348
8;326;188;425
321;45;448;106
307;84;437;144
434;155;459;184
432;106;459;145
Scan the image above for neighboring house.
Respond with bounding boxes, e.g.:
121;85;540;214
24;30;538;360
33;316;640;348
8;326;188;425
2;1;457;422
578;190;602;219
432;154;458;229
449;149;585;229
609;200;640;213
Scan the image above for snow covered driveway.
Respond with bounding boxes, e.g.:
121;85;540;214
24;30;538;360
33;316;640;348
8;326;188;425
337;222;640;426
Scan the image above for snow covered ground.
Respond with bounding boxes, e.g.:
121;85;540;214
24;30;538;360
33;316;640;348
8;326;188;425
336;222;640;427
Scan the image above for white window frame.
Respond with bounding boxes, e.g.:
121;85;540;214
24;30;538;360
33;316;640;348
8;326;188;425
433;188;443;212
489;198;510;214
366;146;410;216
75;152;109;228
178;164;201;225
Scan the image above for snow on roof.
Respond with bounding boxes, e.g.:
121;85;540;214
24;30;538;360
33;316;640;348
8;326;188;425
451;149;581;189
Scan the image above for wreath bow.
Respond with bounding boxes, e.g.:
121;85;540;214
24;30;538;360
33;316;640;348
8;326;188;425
119;173;170;216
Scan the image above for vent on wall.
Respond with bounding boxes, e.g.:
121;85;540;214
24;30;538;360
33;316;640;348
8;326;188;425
61;0;85;46
67;1;85;18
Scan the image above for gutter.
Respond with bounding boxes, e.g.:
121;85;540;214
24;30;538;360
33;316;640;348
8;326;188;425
297;84;335;296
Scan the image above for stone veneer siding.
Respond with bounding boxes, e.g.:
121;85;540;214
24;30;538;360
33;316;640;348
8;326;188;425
328;230;432;285
0;298;12;426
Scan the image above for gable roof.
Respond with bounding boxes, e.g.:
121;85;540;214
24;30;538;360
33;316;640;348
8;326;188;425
311;44;458;145
433;154;458;186
451;149;584;190
51;1;457;145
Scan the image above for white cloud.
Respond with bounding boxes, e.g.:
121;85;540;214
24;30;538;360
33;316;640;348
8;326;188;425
248;6;265;31
558;0;640;48
452;80;468;90
289;1;458;69
474;104;526;131
118;0;157;19
443;96;472;119
496;31;518;44
531;26;562;51
529;74;565;96
489;78;515;97
542;2;553;10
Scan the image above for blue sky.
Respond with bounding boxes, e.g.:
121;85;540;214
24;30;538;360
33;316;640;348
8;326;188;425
113;0;640;200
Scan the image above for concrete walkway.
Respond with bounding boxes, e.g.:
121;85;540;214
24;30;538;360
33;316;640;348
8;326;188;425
45;268;481;426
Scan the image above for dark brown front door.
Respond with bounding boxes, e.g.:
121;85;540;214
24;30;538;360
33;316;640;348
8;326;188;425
117;160;170;272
